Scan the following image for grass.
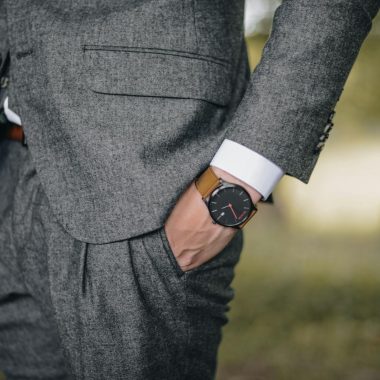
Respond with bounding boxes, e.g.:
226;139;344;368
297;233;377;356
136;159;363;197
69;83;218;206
217;209;380;380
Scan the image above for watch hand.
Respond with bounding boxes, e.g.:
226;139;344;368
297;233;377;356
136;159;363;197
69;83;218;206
217;212;225;220
238;210;247;220
228;203;238;220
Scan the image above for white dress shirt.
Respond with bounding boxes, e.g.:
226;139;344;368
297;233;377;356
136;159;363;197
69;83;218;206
4;96;284;199
210;139;284;200
4;97;22;125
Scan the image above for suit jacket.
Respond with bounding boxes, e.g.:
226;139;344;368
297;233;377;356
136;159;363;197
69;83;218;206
1;0;379;243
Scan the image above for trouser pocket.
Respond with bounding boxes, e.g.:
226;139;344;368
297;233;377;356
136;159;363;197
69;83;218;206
138;224;244;311
131;225;244;379
161;225;244;379
137;224;244;332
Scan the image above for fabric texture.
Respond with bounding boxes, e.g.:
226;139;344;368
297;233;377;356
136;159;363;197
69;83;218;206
0;141;71;380
1;0;377;243
224;0;380;181
2;97;282;201
0;140;243;380
3;0;249;243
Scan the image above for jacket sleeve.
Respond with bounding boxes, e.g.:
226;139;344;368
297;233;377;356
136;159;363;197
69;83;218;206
224;0;380;183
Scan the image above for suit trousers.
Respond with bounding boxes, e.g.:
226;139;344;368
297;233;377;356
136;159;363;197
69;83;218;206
0;140;243;380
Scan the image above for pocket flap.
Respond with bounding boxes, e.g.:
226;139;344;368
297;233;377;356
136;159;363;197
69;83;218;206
83;46;232;106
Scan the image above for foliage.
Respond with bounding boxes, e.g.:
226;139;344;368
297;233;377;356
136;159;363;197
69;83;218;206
217;213;380;380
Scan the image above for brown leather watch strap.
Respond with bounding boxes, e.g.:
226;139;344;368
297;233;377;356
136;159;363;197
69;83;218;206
194;166;221;199
238;207;258;229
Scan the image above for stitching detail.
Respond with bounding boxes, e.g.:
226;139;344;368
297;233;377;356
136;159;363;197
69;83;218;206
83;44;231;67
191;0;200;53
89;90;228;108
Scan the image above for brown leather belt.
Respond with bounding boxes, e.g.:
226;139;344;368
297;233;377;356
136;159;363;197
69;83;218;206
2;123;26;145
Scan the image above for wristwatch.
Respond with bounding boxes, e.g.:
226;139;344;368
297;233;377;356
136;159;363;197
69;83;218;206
195;166;258;229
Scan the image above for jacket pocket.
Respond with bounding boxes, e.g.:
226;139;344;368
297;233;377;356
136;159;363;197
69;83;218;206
82;45;233;106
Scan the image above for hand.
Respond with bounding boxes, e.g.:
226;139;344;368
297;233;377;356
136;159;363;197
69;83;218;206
164;166;262;272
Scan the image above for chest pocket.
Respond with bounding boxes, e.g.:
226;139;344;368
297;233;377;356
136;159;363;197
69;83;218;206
82;46;233;107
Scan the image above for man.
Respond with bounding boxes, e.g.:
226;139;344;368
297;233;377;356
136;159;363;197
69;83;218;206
0;0;379;379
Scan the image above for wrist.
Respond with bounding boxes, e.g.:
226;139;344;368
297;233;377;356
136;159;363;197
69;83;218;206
210;165;263;204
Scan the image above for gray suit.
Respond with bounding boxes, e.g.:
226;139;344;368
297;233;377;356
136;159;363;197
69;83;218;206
0;1;379;379
1;0;377;243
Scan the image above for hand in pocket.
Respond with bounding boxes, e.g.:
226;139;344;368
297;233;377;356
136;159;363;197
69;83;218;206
164;181;237;272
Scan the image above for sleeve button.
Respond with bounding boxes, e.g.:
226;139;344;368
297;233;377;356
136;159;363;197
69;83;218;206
324;122;334;134
328;110;336;122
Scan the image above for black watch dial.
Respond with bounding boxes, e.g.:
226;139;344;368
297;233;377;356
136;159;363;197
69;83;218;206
208;184;255;227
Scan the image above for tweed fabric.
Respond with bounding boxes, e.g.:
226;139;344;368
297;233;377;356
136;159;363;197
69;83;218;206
0;0;7;74
1;0;377;243
0;141;71;380
224;0;380;181
0;140;243;380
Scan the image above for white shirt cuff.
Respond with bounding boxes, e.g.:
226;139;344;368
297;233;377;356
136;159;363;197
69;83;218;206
210;139;284;200
4;97;22;126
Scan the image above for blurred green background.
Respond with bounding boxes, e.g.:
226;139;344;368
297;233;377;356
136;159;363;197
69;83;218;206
217;2;380;380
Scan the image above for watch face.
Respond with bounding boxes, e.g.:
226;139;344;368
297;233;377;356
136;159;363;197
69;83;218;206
208;184;255;227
